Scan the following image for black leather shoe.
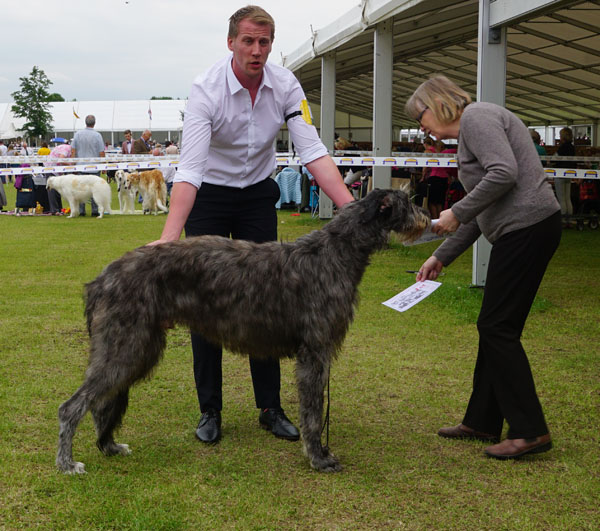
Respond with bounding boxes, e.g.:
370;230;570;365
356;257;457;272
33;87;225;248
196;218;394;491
195;409;221;444
259;408;300;441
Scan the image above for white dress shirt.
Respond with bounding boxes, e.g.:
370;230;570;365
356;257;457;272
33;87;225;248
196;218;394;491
174;55;328;189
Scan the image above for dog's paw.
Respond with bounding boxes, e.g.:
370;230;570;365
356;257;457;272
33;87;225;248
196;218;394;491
59;461;86;474
115;443;131;456
100;442;131;456
309;449;342;472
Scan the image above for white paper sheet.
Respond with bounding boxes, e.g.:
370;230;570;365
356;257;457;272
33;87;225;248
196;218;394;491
382;280;442;312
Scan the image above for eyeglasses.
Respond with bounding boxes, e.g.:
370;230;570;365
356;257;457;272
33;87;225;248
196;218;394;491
416;106;429;127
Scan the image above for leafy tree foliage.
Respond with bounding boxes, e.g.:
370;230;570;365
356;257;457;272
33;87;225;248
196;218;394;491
46;93;65;102
11;66;54;138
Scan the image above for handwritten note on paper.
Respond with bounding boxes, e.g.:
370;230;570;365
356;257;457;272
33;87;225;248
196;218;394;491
382;280;442;312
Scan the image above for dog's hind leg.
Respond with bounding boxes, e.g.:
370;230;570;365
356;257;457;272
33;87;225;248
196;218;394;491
66;198;80;218
57;384;93;474
92;389;132;457
296;347;341;472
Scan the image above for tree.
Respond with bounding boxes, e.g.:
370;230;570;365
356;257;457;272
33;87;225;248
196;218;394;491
11;66;54;138
46;93;65;102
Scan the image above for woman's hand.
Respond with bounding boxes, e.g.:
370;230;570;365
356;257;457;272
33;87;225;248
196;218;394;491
416;256;444;282
432;208;460;235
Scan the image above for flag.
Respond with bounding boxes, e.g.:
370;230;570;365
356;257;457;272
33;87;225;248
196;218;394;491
148;105;152;121
73;107;80;119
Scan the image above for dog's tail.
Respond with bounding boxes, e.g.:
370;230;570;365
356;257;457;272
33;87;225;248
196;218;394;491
156;197;169;213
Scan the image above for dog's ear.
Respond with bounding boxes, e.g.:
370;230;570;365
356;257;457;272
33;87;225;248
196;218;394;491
362;189;392;222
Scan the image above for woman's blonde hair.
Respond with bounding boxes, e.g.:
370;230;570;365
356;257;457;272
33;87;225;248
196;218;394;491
405;75;471;125
559;127;573;144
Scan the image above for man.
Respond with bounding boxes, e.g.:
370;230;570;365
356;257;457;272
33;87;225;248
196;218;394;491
121;130;134;154
164;140;179;155
150;5;353;446
72;115;105;216
133;130;152;154
0;140;8;186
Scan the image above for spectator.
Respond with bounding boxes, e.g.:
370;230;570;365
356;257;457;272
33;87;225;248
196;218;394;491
554;127;575;226
0;140;8;186
72;114;105;216
45;140;73;214
154;146;175;198
122;130;134;154
37;142;51;156
133;130;152;154
165;140;179;155
32;142;51;211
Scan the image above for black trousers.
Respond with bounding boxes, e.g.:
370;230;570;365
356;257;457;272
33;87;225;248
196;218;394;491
184;178;282;413
463;210;562;439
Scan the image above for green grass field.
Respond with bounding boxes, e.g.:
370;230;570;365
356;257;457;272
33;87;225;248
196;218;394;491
0;181;598;529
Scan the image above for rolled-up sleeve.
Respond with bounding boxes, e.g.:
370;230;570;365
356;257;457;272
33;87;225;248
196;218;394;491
173;82;213;189
285;81;328;165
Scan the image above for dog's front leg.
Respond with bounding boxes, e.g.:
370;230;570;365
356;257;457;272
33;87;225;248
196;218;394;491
296;348;341;472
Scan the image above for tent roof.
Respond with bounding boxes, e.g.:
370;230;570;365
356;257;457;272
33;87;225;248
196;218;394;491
282;0;600;128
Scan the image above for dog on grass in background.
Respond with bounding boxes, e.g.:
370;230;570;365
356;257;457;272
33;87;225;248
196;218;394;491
46;174;111;219
124;170;168;215
114;170;136;215
56;188;429;475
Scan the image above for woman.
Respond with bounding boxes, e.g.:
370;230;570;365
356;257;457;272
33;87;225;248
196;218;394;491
426;139;452;218
405;75;561;460
554;127;575;225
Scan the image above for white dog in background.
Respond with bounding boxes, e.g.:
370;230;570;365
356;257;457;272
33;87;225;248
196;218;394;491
125;170;168;215
114;170;136;214
46;174;112;219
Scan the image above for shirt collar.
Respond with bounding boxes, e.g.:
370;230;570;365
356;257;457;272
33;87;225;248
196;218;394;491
226;54;271;95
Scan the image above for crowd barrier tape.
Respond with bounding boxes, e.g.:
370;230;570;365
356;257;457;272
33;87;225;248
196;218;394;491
0;154;597;180
0;157;180;177
275;155;599;180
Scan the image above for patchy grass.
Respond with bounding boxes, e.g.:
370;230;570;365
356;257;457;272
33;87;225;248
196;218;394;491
0;183;598;529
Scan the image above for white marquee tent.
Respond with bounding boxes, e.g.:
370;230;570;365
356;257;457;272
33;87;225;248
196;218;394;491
0;99;186;146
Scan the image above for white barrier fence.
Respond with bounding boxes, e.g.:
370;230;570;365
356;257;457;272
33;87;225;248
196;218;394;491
1;153;599;180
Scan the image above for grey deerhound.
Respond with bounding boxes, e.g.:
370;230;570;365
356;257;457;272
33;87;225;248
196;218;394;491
57;188;429;474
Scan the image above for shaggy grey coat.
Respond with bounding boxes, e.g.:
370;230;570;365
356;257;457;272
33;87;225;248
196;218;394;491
56;188;429;474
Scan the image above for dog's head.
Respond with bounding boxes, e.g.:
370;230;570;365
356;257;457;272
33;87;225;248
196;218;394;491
356;188;430;242
115;170;128;191
123;171;139;190
46;176;56;190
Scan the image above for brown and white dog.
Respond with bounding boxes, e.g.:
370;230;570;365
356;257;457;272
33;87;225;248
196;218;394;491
124;170;168;215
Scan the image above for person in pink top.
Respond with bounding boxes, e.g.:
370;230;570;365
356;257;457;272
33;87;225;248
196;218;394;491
45;141;73;214
426;140;452;218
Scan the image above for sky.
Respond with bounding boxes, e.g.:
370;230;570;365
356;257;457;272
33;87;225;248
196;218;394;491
1;0;357;103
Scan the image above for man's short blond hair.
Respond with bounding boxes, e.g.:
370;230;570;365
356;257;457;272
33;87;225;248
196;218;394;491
228;5;275;41
405;75;471;125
